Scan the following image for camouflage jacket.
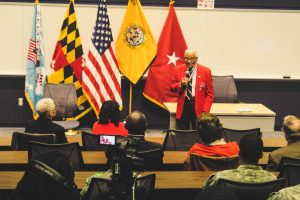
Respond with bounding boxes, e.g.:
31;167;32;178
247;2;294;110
268;184;300;200
203;165;277;188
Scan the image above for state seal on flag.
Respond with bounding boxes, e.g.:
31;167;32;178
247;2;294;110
124;24;145;47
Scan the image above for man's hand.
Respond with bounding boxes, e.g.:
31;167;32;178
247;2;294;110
181;77;189;88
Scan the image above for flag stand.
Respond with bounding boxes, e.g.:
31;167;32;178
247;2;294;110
129;83;133;113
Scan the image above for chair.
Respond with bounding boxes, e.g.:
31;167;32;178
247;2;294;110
84;174;155;200
217;178;285;200
223;128;261;144
278;163;300;187
163;129;202;151
11;131;55;150
278;156;300;172
28;141;84;170
188;154;239;171
81;131;108;151
43;83;79;130
212;75;239;103
136;148;164;171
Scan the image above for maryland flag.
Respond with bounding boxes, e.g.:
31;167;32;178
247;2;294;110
115;0;157;84
48;0;91;120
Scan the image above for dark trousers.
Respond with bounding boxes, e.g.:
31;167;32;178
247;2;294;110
176;97;196;130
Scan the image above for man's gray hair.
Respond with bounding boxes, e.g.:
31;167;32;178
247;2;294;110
36;98;55;117
184;49;198;57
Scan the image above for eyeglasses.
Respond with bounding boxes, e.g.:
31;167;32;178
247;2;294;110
184;57;197;61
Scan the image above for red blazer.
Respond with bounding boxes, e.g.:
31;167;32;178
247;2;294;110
171;63;214;119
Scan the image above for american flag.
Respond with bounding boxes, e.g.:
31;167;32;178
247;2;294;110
82;0;122;116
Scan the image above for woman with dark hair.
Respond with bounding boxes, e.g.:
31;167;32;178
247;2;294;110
92;100;128;136
9;151;79;200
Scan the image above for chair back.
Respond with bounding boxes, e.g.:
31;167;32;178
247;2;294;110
84;174;155;200
44;83;77;118
212;75;238;103
217;178;285;200
81;131;108;151
11;132;55;150
189;154;239;171
136;149;164;171
28;141;83;170
223;128;261;144
278;156;300;171
278;163;300;187
163;129;202;151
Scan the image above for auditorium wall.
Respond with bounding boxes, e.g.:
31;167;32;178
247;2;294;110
1;75;300;131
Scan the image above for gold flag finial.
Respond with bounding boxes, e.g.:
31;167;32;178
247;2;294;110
70;0;75;3
169;0;175;6
35;0;39;4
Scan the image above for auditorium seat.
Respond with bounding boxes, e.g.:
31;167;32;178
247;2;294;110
217;178;285;200
223;128;261;144
163;129;202;151
11;131;55;150
212;75;239;103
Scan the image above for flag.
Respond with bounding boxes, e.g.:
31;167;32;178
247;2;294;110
82;0;122;117
24;0;46;119
143;1;187;109
48;0;92;120
115;0;157;84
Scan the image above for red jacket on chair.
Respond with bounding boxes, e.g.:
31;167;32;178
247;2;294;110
171;63;214;119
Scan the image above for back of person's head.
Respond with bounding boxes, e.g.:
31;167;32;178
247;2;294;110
9;151;79;200
99;100;121;126
239;134;263;165
195;185;238;200
36;98;56;119
196;113;223;144
125;111;147;136
282;115;300;139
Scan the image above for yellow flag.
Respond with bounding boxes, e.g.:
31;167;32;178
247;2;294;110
115;0;157;84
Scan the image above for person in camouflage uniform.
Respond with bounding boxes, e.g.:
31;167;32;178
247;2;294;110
267;115;300;171
203;134;276;188
267;184;300;200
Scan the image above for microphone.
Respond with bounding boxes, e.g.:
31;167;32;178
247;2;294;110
186;70;190;78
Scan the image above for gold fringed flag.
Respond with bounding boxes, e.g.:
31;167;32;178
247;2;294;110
144;1;187;109
48;0;91;120
115;0;157;84
24;0;46;119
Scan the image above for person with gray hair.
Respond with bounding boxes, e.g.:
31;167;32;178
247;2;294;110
267;115;300;171
25;98;67;143
171;49;214;129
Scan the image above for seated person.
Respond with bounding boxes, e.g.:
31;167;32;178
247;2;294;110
25;98;67;143
92;100;127;137
267;184;300;200
203;134;276;188
9;151;79;200
80;111;163;198
267;115;300;171
188;113;239;157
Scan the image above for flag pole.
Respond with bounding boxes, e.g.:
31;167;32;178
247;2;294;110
129;83;132;113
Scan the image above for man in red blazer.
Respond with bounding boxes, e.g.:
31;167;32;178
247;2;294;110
171;49;214;129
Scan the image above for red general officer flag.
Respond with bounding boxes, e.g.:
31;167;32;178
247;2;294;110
143;1;187;109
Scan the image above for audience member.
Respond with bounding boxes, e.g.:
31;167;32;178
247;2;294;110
194;185;238;200
203;134;276;187
267;184;300;200
188;113;239;157
92;100;127;137
25;98;67;143
267;115;300;171
9;151;79;200
80;111;163;198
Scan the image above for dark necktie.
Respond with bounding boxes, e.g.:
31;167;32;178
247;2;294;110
187;68;193;100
